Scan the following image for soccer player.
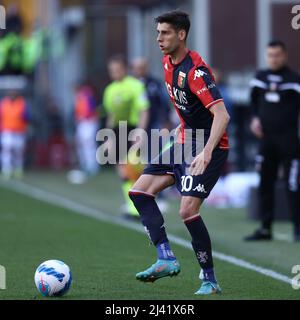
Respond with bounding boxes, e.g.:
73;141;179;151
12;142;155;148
103;55;150;219
74;82;99;176
129;11;230;295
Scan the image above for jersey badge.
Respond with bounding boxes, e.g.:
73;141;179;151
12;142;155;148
178;71;186;88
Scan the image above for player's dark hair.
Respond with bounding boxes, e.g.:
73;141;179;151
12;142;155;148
108;54;127;67
155;10;190;40
268;40;287;51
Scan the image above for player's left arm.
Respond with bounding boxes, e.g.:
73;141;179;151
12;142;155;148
188;66;230;175
190;102;230;175
204;102;230;152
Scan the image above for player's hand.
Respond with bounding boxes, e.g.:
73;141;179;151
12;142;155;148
190;148;212;176
250;117;264;139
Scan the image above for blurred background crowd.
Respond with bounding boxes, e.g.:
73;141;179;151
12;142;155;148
0;0;299;214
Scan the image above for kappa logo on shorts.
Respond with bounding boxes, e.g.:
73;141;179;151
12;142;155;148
193;184;207;193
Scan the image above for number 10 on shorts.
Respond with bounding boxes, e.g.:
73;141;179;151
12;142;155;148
181;176;194;192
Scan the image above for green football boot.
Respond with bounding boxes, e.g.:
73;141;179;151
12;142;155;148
136;259;180;283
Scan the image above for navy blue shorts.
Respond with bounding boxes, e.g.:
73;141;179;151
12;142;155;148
143;143;228;199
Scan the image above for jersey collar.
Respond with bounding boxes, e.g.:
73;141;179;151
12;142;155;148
167;49;190;67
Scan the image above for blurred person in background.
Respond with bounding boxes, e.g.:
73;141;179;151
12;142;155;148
245;40;300;242
4;3;23;35
0;90;30;179
0;3;42;76
132;57;173;212
103;55;149;220
46;99;68;171
74;82;100;176
46;99;64;139
131;57;172;133
0;3;24;75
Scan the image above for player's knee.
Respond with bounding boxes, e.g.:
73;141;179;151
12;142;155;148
179;204;200;221
128;190;155;207
179;208;193;221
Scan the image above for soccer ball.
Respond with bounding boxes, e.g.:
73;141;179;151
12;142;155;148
34;260;72;297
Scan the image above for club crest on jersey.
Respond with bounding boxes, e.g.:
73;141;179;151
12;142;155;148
178;71;186;88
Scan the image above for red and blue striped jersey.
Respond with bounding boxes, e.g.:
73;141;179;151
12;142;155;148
163;50;229;149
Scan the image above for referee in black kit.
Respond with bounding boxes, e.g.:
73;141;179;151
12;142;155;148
245;40;300;242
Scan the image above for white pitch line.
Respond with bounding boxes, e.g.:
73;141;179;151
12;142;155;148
0;179;293;286
274;232;292;242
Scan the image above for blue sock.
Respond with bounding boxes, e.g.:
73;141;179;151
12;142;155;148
156;242;176;261
202;268;217;283
129;192;172;249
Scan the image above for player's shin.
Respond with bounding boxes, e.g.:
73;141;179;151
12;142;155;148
184;215;217;283
129;191;176;260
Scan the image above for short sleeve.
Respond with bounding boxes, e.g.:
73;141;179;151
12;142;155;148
188;66;223;109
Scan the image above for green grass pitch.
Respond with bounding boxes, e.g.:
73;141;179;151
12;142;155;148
0;169;299;300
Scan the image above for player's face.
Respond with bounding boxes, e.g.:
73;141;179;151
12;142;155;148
156;23;182;55
266;46;287;71
108;61;126;81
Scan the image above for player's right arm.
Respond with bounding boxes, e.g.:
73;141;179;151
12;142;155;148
190;101;230;176
188;65;230;175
